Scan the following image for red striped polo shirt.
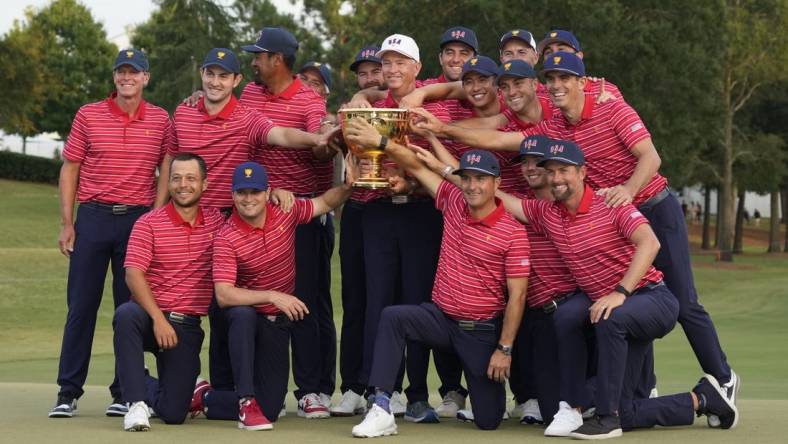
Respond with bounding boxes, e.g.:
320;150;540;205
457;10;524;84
524;221;577;308
124;203;224;315
241;78;327;194
432;181;531;320
212;200;315;315
63;93;171;205
352;80;452;203
524;95;667;206
584;78;622;99
171;96;275;209
313;108;335;194
520;184;663;300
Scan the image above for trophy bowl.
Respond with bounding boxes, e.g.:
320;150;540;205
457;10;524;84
338;108;409;189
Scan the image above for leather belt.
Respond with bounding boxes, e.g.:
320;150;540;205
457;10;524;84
638;187;671;211
82;201;149;215
536;289;581;314
164;311;201;326
454;318;500;331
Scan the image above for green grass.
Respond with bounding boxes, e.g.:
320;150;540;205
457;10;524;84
1;178;786;442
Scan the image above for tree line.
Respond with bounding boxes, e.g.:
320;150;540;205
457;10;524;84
1;0;786;258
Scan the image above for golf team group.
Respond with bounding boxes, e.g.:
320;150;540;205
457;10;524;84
47;23;741;440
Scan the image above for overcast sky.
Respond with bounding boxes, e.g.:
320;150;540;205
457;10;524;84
1;0;298;48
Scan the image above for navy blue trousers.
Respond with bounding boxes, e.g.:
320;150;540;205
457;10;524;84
510;308;561;423
113;302;204;424
204;306;291;421
594;284;695;428
57;204;147;400
291;216;336;399
370;303;506;430
551;291;595;408
641;193;731;383
360;200;442;403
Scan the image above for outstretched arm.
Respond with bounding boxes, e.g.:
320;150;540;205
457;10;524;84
410;107;522;152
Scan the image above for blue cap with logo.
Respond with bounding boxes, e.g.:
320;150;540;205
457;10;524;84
232;161;269;192
440;26;479;53
499;29;537;51
113;49;149;72
299;61;332;90
537;139;585;167
537;29;582;55
453;149;501;177
241;27;299;56
350;45;381;72
541;51;585;77
461;55;498;79
202;48;240;74
513;135;553;163
496;59;536;84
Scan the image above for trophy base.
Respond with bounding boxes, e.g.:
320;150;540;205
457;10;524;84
353;179;390;189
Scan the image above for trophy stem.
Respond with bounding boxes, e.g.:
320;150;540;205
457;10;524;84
370;154;383;181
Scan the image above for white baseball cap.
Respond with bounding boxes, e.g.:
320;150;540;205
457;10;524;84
376;34;420;62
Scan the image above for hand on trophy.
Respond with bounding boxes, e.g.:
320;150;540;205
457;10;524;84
344;152;360;187
409;107;447;138
344;117;383;149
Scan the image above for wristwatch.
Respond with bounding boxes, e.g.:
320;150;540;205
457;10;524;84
496;344;512;356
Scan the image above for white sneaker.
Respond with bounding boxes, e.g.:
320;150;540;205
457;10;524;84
352;404;397;438
298;393;330;419
279;403;286;419
510;400;526;419
649;387;659;398
123;401;151;432
456;409;509;422
435;390;466;418
520;398;543;424
319;393;333;409
390;391;406;417
544;401;582;437
330;390;367;417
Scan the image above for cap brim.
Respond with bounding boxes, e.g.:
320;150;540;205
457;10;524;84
241;44;270;53
233;184;269;192
113;61;147;72
452;166;499;177
376;48;419;62
536;157;582;167
499;36;536;51
350;58;380;72
462;68;496;79
440;39;477;52
512;152;545;164
540;67;583;77
537;37;578;55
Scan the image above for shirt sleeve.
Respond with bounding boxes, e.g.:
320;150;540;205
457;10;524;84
212;231;238;284
520;120;547;138
611;204;650;239
520;199;548;235
246;109;275;148
304;95;327;133
62;107;90;162
434;180;461;213
610;100;651;150
160;117;174;163
505;224;531;278
168;108;183;156
124;216;155;271
294;199;316;225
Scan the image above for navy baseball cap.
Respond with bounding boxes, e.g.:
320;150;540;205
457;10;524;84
496;59;537;84
299;61;332;90
241;27;299;56
453;149;501;177
499;29;537;51
440;26;479;53
537;29;582;55
350;45;381;72
113;49;149;72
537;140;585;167
202;48;240;74
541;51;585;77
232;162;269;192
513;135;552;163
461;55;498;80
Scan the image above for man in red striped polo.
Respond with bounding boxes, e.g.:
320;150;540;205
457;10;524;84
50;49;172;419
239;28;338;416
344;118;529;437
499;140;737;439
114;153;225;432
189;161;353;430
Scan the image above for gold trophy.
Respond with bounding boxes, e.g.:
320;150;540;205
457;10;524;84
338;108;409;188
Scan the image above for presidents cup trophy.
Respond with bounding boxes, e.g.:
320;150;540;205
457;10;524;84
338;108;409;188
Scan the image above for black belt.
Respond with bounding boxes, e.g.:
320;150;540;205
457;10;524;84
638;187;671;211
539;289;581;314
634;280;665;294
164;311;201;326
82;201;149;215
454;318;500;331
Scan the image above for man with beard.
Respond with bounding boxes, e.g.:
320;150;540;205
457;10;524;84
114;153;225;431
50;49;172;419
190;161;354;430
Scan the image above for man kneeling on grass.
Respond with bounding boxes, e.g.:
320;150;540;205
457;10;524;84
114;153;225;431
344;118;530;437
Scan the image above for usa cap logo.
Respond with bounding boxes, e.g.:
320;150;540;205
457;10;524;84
388;38;402;45
466;153;482;164
451;30;466;39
